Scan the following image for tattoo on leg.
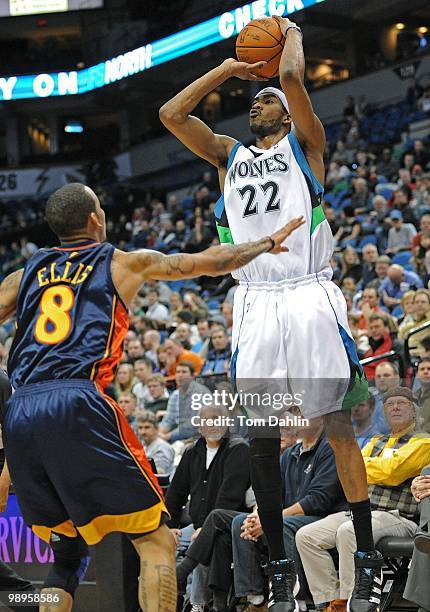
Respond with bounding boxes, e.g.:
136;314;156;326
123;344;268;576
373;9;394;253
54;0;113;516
139;560;149;612
155;564;176;611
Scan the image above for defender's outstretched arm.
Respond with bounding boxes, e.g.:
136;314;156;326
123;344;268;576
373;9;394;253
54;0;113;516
127;217;305;282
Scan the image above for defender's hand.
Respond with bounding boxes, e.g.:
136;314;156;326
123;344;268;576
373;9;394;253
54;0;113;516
223;58;269;81
269;216;305;254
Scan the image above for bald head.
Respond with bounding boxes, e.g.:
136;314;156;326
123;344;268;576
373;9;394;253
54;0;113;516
387;265;405;284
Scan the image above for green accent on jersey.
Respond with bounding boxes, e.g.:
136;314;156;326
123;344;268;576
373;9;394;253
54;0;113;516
310;203;326;235
342;371;369;411
216;222;234;245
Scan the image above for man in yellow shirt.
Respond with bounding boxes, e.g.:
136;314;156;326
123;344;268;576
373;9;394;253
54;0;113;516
296;387;429;612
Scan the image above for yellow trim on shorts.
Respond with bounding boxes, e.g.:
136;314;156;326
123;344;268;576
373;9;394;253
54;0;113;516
77;502;167;545
32;502;167;545
33;519;78;543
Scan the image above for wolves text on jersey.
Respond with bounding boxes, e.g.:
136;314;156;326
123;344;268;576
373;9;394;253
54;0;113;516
228;152;289;187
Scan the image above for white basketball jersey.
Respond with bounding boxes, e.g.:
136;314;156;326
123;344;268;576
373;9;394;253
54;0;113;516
214;132;333;282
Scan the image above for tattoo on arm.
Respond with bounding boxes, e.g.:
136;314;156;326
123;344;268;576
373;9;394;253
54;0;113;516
214;238;270;273
0;269;22;324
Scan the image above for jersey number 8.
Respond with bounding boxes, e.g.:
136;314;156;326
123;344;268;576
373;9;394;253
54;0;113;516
34;285;75;345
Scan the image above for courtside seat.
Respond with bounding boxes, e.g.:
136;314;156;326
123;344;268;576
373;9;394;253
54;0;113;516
376;536;415;612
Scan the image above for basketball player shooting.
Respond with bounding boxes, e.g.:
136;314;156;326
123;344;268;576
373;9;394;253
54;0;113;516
160;14;382;612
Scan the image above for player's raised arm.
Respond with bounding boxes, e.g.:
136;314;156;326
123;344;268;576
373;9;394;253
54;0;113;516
159;58;267;168
126;217;304;282
273;16;325;156
0;269;23;325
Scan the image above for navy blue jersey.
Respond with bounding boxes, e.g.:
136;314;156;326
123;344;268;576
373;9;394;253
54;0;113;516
8;240;129;389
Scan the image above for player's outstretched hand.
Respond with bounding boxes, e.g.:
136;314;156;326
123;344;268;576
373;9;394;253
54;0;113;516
223;58;269;81
269;216;305;254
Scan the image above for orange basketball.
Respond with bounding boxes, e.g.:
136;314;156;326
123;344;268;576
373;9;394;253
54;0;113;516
236;17;285;79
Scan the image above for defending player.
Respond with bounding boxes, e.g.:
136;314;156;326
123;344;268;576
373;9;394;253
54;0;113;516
0;182;302;612
160;15;381;612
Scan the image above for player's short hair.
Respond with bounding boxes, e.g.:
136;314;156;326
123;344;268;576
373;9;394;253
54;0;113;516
45;183;96;237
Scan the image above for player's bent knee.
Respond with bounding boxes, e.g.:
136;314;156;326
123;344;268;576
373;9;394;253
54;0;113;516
43;534;90;598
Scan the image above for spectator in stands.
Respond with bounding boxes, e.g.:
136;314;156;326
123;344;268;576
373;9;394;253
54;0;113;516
350;177;370;213
333;140;353;166
296;386;430;612
352;395;378;449
386;210;417;255
142;330;161;366
358;287;386;332
136;411;174;477
185;216;213;252
391;188;417;226
379;264;423;311
397;290;416;326
183;291;209;320
159;361;209;442
415;358;430;433
370;361;400;436
144;374;169;419
412;139;430;169
169;292;183;320
117;391;138;431
146;288;170;323
363;314;401;380
398;289;430;356
367;255;391;292
376;147;400;181
132;357;153;408
168;404;250;612
145;279;172;305
360;244;379;287
114;362;135;399
192;318;211;356
340;247;363;284
201;327;231;376
127;338;145;364
414;231;430;279
164;337;204;380
170;322;196;350
220;302;233;336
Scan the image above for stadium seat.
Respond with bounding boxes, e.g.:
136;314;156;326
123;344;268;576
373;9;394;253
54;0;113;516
376;537;414;612
391;305;404;318
392;251;412;267
358;235;377;249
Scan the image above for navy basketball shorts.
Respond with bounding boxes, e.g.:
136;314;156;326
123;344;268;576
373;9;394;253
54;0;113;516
3;379;168;545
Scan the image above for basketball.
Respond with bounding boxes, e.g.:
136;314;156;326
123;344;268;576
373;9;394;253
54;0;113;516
236;17;285;79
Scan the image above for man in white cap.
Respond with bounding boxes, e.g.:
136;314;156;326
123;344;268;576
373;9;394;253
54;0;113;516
160;14;380;612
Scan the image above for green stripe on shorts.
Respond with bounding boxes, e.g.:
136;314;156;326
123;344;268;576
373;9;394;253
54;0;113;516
342;371;369;410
